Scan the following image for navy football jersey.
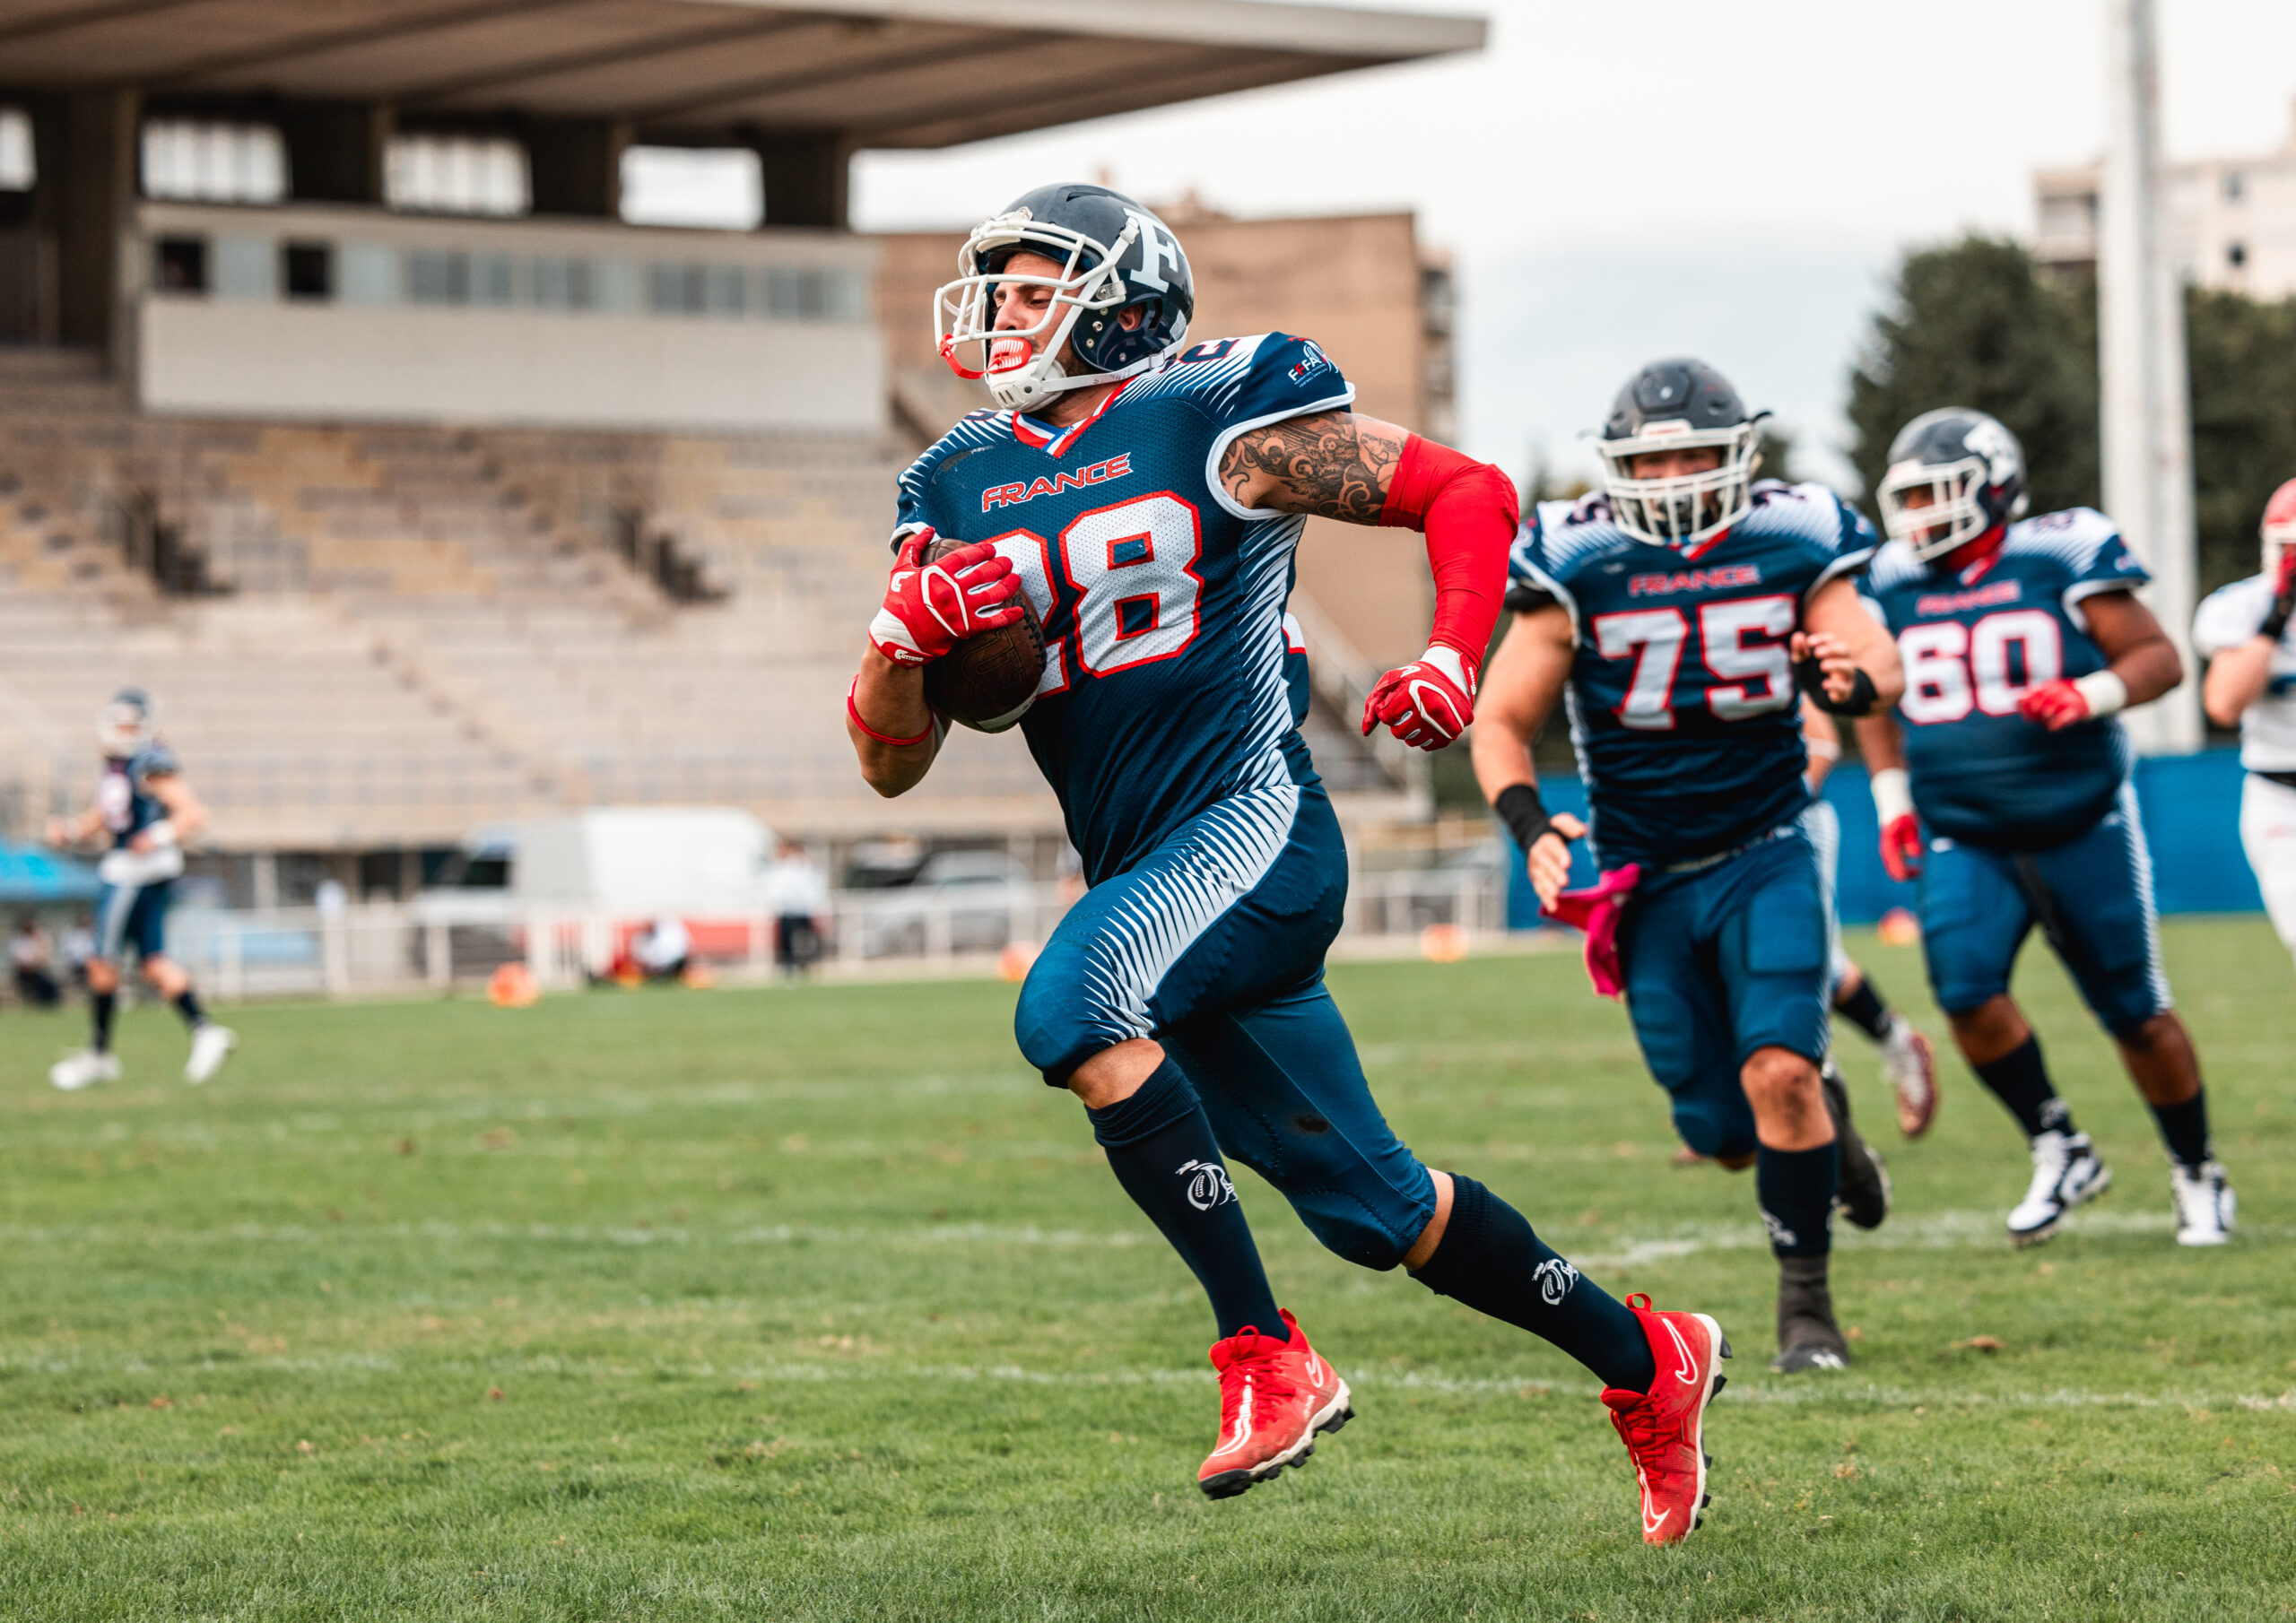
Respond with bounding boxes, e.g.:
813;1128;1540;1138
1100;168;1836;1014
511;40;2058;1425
896;334;1352;881
1863;508;2147;849
1509;482;1875;871
96;744;179;849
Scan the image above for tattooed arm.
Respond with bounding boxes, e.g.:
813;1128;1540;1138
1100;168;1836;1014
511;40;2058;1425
1222;408;1521;751
1217;412;1412;522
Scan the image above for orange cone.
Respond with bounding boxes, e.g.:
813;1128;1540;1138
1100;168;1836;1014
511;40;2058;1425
489;962;540;1007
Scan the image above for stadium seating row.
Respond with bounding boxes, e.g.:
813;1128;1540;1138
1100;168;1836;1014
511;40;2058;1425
0;348;1401;851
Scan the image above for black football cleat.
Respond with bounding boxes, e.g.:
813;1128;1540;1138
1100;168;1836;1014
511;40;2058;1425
1770;1255;1849;1373
1822;1063;1892;1231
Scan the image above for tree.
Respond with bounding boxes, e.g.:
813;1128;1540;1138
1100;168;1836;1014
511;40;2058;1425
1848;234;2296;596
2186;288;2296;591
1846;237;2099;517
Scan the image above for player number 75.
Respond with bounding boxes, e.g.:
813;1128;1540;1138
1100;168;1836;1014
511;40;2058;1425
1592;596;1798;729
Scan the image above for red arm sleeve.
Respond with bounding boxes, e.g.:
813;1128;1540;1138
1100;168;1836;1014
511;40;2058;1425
1377;433;1519;677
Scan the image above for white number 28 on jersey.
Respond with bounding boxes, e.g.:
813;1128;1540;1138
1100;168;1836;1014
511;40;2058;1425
978;491;1206;697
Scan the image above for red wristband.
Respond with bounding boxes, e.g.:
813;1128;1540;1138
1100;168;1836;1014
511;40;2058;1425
847;678;934;748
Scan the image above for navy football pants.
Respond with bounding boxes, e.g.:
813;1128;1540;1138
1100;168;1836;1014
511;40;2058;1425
1015;777;1439;1270
94;876;171;963
1918;782;2173;1037
1616;827;1832;1162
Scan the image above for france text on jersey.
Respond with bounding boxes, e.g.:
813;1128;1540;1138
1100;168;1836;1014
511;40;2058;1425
1863;508;2147;848
1508;482;1875;871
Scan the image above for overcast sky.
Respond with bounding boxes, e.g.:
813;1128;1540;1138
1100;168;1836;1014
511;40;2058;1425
828;0;2296;492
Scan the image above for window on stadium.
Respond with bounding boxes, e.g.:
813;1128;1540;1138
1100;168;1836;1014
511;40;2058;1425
142;120;288;204
0;108;31;191
152;236;208;292
282;241;333;300
385;135;529;218
619;146;763;230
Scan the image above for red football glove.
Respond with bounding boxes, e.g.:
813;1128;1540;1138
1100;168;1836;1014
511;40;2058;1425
1362;644;1476;751
2016;679;2091;732
1880;813;1925;884
2264;547;2296;638
867;527;1022;667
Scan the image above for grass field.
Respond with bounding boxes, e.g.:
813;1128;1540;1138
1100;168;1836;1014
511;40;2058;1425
0;921;2292;1620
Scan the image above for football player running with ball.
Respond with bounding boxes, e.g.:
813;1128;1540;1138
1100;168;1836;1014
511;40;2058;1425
2194;477;2296;977
45;689;236;1090
846;185;1729;1543
1857;409;2233;1247
1473;359;1903;1374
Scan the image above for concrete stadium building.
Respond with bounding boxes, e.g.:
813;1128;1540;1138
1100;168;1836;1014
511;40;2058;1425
0;0;1480;907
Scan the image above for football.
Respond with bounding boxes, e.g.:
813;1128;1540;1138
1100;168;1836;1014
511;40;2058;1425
919;534;1048;732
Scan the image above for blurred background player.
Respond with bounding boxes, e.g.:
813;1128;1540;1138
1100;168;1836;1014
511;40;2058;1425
44;690;236;1089
1859;409;2232;1247
1474;358;1904;1373
2194;477;2296;976
848;184;1728;1541
1798;697;1937;1136
11;916;61;1010
764;838;831;978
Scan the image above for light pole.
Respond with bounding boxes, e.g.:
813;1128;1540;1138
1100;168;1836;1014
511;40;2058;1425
2097;0;2202;753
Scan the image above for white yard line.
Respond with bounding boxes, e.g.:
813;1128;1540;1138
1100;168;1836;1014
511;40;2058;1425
3;1208;2279;1255
6;1345;2290;1415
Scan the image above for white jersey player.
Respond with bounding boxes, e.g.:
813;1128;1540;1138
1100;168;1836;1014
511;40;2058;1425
2195;476;2296;968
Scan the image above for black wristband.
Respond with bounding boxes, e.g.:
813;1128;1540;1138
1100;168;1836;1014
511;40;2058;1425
1494;783;1555;853
1796;658;1879;716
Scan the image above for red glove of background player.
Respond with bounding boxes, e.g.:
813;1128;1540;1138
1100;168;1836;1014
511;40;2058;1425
1880;813;1925;883
2016;679;2093;731
1362;644;1477;751
867;527;1022;667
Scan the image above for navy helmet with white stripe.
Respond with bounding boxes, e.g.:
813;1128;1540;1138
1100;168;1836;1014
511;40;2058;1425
1593;358;1766;551
1875;407;2030;565
933;183;1194;413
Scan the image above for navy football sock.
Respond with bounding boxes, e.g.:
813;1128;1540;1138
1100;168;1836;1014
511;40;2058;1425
2149;1088;2213;1172
174;988;205;1029
91;990;116;1055
1412;1175;1657;1393
1087;1059;1287;1344
1756;1142;1838;1259
1833;978;1895;1045
1972;1036;2073;1141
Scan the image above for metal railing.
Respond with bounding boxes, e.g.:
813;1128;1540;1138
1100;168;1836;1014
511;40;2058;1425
152;865;1515;1002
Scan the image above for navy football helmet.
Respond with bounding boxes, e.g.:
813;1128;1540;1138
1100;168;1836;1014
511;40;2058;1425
1876;407;2030;564
935;183;1193;412
1594;359;1765;550
97;687;156;759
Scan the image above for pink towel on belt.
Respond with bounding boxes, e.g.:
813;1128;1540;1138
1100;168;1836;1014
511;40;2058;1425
1541;864;1643;998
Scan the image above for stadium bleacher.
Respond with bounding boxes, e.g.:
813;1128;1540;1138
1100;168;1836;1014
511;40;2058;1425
0;332;1413;863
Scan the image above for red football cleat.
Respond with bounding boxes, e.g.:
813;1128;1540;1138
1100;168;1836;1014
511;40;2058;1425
1196;1309;1352;1499
1602;1294;1731;1545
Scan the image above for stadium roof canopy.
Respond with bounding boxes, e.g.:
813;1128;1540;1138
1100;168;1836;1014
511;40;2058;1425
0;0;1485;148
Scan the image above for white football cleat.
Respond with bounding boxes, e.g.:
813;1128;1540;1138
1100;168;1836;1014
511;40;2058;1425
1881;1020;1937;1138
50;1049;121;1091
185;1023;237;1084
2170;1161;2235;1246
2006;1129;2110;1246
